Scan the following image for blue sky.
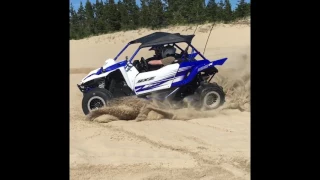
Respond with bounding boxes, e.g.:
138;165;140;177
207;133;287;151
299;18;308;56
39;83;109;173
70;0;250;11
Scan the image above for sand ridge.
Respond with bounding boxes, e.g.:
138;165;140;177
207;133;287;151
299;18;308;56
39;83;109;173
70;23;250;180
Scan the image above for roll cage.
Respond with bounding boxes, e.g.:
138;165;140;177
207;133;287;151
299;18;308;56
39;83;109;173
113;32;209;63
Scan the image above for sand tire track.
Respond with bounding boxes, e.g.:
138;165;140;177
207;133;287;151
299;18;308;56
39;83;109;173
186;121;234;132
102;124;227;166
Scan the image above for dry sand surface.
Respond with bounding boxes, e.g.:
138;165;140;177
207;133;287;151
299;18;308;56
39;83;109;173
70;22;250;180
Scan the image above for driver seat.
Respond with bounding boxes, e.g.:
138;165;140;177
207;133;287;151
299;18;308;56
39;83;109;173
132;60;144;72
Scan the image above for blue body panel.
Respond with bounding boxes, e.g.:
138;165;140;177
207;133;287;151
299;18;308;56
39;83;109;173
133;57;227;94
171;58;227;87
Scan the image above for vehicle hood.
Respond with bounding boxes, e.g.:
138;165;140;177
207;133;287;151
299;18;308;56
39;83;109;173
80;58;128;84
80;58;116;83
102;58;117;69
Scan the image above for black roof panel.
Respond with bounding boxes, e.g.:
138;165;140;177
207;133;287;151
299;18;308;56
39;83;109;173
129;32;195;48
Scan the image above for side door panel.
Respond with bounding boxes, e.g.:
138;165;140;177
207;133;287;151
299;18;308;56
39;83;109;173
134;64;180;95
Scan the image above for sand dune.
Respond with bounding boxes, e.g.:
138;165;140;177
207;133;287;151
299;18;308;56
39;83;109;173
70;22;250;180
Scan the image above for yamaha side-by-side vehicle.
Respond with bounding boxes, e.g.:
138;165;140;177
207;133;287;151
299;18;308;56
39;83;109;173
77;32;228;115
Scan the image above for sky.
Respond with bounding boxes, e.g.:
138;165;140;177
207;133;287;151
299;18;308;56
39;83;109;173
70;0;250;11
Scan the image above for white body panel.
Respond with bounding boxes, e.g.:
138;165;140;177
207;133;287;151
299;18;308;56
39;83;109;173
80;58;116;83
120;64;139;90
133;64;180;95
80;58;139;90
79;58;181;95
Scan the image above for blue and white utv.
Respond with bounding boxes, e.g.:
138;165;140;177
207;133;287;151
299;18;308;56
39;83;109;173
77;32;227;115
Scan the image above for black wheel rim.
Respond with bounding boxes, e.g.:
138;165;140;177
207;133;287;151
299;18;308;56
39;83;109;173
203;91;220;109
206;94;218;105
88;96;106;111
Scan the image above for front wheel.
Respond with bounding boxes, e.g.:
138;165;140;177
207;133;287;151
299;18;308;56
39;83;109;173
81;88;113;115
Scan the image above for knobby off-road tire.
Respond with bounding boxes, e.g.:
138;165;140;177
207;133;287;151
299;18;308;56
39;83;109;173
82;88;113;115
195;82;225;110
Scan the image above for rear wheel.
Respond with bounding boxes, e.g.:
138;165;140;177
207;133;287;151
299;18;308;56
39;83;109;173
196;82;225;110
82;88;113;115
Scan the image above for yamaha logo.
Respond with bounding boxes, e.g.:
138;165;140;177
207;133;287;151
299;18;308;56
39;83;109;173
137;77;155;83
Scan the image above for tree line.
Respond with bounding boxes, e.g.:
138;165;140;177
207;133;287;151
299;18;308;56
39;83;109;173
70;0;250;40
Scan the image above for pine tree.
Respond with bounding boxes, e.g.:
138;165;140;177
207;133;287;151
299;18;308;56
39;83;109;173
163;0;185;24
101;0;109;33
234;0;250;18
244;2;250;16
94;0;106;34
186;0;206;24
119;0;139;30
85;0;95;35
139;0;150;27
117;0;128;30
148;0;165;29
124;0;140;29
69;0;248;39
223;0;233;22
70;3;79;39
104;0;121;32
216;0;225;21
206;0;218;22
77;2;86;38
180;0;193;24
